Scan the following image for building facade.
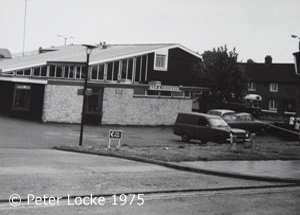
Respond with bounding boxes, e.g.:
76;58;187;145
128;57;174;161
244;56;300;118
0;44;207;125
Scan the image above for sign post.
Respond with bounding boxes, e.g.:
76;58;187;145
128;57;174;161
108;129;123;148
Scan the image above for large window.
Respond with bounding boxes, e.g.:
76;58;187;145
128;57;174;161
7;56;149;83
107;63;113;81
155;54;166;69
127;58;134;81
154;50;168;71
75;66;82;79
32;66;47;77
121;59;128;80
270;83;278;92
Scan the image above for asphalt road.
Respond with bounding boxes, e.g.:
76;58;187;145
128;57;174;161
1;186;300;215
0;115;299;214
0;148;278;200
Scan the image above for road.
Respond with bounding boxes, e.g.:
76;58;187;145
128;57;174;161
0;115;299;214
1;186;300;215
0;148;278;200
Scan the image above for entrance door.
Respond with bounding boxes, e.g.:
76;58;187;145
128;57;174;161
84;87;104;124
13;84;31;111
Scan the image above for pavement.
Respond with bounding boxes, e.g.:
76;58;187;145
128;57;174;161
0;148;281;201
179;160;300;183
56;145;300;184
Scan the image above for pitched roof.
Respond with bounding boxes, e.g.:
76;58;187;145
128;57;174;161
244;63;299;83
0;43;201;73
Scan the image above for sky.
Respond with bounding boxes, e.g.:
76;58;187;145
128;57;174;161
0;0;300;63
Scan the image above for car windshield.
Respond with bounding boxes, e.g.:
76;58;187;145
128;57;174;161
209;118;229;127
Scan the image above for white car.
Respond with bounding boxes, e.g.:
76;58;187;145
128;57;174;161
207;109;235;117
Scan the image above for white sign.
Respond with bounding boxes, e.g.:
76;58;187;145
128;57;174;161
108;129;122;148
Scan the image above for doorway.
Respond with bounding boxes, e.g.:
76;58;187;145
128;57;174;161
84;87;104;124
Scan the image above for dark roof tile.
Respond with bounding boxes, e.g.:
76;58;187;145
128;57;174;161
244;63;299;83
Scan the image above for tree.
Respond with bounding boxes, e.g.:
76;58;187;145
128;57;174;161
194;45;246;103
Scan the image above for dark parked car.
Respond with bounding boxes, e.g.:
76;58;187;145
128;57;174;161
222;112;269;134
174;112;250;144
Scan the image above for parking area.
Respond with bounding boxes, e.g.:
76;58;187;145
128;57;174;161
1;115;299;162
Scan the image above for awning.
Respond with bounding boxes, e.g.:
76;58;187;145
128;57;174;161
244;94;262;101
0;76;48;85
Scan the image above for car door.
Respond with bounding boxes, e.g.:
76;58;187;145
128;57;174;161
196;117;211;142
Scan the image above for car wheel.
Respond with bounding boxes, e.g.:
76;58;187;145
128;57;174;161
260;127;267;135
181;134;190;142
201;139;208;144
217;137;224;144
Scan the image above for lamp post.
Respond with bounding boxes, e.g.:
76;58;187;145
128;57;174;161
57;35;74;46
291;35;300;51
79;44;97;146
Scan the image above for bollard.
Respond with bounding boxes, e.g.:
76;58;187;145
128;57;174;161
250;133;256;152
230;135;237;152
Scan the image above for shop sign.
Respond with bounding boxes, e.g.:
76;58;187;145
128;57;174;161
149;85;180;92
16;84;31;90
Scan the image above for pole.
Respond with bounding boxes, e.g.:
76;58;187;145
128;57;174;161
22;0;28;56
79;51;90;146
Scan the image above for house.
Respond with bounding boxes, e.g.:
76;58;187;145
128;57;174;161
244;55;300;118
0;43;207;125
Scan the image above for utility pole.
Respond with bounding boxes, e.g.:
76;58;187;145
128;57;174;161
22;0;28;56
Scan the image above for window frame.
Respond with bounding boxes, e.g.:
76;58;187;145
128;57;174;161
248;81;256;91
269;99;278;111
154;53;168;71
270;82;278;92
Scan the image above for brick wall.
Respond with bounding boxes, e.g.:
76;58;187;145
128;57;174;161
42;84;83;123
101;88;192;125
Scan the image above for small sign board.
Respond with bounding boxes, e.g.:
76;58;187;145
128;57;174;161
108;129;123;148
149;85;180;92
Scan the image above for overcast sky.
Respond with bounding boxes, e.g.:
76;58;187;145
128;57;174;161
0;0;299;62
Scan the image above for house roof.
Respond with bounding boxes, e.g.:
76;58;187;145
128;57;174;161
0;43;201;73
244;63;299;83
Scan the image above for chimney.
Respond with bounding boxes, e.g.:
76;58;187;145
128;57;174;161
99;41;107;49
265;55;272;66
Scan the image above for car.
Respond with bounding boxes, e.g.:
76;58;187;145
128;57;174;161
222;112;269;134
173;112;250;144
207;109;236;117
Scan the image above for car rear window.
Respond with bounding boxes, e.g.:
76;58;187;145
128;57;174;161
223;114;237;122
176;114;199;125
